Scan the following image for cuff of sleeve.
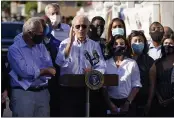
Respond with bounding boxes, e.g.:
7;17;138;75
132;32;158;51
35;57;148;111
62;55;71;67
56;50;71;67
132;84;142;88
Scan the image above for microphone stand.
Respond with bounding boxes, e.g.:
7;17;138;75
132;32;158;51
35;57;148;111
86;59;94;117
86;86;90;117
84;51;99;117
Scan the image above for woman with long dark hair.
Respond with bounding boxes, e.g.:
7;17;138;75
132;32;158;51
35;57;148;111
153;34;174;116
105;18;127;59
105;35;141;116
127;31;156;116
107;18;126;42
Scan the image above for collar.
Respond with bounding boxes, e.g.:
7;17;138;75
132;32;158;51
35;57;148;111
20;35;28;47
74;35;89;45
149;41;161;49
109;57;128;68
109;58;116;67
54;23;64;31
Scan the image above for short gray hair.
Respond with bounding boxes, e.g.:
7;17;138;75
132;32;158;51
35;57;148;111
45;3;60;15
23;17;43;33
72;15;90;26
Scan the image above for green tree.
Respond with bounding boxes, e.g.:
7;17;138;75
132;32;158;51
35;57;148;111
1;1;11;11
25;1;37;16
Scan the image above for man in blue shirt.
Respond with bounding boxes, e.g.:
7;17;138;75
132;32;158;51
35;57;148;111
45;3;70;42
56;15;106;117
8;17;56;117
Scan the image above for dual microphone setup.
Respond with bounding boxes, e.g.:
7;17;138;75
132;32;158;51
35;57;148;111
84;50;100;67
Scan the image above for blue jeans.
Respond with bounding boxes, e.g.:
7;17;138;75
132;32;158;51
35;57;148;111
10;88;50;117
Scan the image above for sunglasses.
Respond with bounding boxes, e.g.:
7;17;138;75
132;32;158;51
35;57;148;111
74;25;87;29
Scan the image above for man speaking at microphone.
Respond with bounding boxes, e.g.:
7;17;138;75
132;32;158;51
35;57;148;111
55;15;106;117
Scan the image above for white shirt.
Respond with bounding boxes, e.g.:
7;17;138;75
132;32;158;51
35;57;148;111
55;36;106;75
105;58;142;99
148;41;162;60
51;23;70;41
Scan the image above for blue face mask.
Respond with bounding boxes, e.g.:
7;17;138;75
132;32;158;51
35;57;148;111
112;28;124;37
44;24;52;36
131;43;144;55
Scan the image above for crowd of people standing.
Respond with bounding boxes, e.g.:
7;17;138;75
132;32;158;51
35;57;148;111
1;2;174;117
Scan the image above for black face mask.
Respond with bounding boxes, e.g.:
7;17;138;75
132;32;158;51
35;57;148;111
88;25;104;41
163;45;174;55
32;34;44;44
150;31;164;43
113;46;126;56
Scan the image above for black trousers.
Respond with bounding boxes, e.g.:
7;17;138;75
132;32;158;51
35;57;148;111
107;98;136;117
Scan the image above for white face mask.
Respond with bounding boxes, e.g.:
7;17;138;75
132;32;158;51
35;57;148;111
49;15;61;27
112;28;124;37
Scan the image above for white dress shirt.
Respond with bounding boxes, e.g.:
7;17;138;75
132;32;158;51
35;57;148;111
51;23;70;41
148;41;162;60
56;36;106;75
105;58;142;99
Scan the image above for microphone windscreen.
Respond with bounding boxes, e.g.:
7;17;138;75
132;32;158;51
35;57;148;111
84;50;91;60
93;50;99;59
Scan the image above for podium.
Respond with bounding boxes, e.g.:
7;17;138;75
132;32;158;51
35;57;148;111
59;71;118;117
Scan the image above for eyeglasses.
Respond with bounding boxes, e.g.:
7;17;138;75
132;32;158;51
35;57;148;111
74;25;87;29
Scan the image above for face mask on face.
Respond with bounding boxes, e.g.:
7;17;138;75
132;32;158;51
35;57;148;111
112;28;124;37
44;24;53;36
150;31;164;43
32;34;44;44
131;43;144;55
163;45;174;55
113;46;126;56
96;26;104;37
88;26;104;40
49;15;61;26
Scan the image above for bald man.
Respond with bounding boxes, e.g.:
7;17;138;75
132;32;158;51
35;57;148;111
55;15;106;117
163;26;174;39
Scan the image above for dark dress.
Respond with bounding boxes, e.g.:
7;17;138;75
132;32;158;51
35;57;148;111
151;58;174;117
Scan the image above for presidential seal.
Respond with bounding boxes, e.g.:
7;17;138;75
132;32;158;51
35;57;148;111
85;70;104;90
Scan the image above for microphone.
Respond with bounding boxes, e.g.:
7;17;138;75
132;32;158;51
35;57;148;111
84;50;93;66
92;50;99;65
